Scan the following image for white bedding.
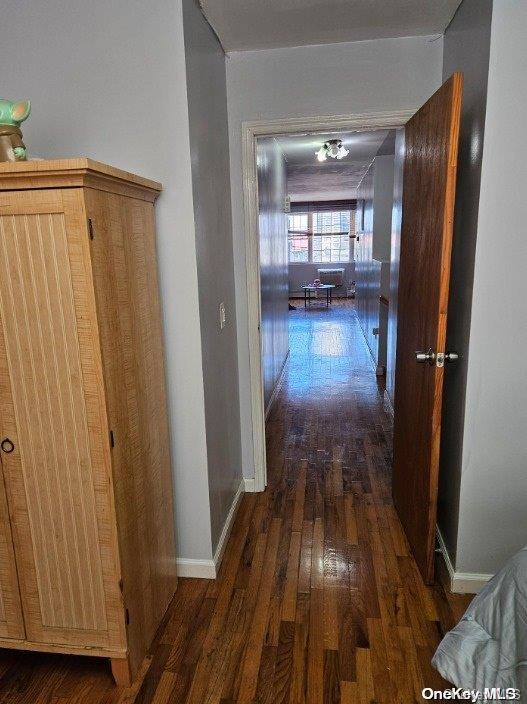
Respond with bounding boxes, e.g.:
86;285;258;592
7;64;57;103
433;547;527;702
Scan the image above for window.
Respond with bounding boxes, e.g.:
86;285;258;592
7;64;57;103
288;210;353;263
287;213;309;263
312;211;350;263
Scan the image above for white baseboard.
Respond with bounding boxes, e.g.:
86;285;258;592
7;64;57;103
244;477;256;492
383;389;395;418
176;558;216;579
213;478;245;571
265;350;289;421
176;478;245;580
436;527;493;594
450;572;492;594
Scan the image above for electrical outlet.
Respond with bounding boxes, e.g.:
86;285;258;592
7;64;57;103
219;302;226;330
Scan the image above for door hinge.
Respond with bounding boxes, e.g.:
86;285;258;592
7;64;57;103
109;430;115;448
88;218;94;240
125;608;130;625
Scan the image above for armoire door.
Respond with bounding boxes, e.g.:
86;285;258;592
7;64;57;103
0;469;25;639
0;188;125;651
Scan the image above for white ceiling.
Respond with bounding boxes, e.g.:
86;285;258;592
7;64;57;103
276;130;390;201
199;0;462;52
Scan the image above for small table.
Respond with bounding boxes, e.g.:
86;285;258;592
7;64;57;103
302;284;335;308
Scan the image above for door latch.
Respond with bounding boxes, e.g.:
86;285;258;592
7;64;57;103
439;352;459;367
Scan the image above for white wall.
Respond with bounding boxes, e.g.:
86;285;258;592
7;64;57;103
355;154;394;371
372;155;395;262
0;0;213;561
257;138;289;410
454;0;527;576
386;129;405;403
438;0;493;569
226;35;444;479
183;0;243;554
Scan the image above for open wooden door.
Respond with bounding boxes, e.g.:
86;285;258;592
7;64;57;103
392;73;463;584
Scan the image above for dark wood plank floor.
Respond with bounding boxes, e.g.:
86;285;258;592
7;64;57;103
0;300;470;703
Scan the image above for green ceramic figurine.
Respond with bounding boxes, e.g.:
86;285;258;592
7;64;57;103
0;99;31;162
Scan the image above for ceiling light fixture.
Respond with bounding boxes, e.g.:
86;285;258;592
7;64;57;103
315;139;349;162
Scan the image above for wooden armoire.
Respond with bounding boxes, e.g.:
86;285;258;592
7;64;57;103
0;159;177;686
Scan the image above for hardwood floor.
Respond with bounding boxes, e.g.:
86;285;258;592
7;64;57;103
0;300;470;703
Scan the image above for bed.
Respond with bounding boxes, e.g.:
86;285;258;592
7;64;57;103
433;547;527;701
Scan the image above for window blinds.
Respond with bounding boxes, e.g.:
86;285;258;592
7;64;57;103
289;199;357;214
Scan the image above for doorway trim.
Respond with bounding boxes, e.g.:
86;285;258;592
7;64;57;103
242;109;415;492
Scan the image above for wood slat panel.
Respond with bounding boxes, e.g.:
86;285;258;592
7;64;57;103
0;190;124;650
0;464;24;639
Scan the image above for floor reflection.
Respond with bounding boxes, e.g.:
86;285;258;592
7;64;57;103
284;298;384;403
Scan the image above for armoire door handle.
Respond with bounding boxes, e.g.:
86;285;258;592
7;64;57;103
1;438;15;454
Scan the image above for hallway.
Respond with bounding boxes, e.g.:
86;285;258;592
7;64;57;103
250;299;470;702
0;301;470;703
143;300;470;703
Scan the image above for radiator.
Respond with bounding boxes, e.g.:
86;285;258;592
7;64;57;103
317;268;345;288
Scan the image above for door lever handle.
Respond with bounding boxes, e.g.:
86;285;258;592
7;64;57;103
415;348;435;365
416;350;459;367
